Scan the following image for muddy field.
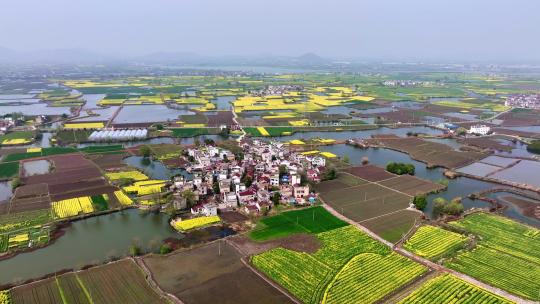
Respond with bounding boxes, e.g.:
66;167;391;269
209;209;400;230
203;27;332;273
88;153;128;170
500;196;540;219
144;242;293;304
343;165;396;182
207;111;234;127
379;175;445;196
313;173;368;193
498;109;540;126
361;209;422;243
369;136;487;169
229;233;320;256
11;259;165;304
319;180;411;222
458;137;513;152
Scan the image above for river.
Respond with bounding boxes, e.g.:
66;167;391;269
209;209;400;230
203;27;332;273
0;209;177;285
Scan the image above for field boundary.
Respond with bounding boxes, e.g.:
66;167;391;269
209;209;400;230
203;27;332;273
241;257;301;304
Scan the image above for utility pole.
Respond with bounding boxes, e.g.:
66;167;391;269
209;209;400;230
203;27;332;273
218;240;221;256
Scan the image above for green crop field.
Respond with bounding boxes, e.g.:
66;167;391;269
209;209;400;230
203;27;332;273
400;274;512;304
249;206;348;241
252;225;426;304
0;162;19;179
403;225;468;260
446;212;540;301
170;127;220;137
0;131;34;145
1;147;79;162
79;144;124;154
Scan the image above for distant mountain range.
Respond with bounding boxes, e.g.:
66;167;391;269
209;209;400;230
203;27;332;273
0;47;333;67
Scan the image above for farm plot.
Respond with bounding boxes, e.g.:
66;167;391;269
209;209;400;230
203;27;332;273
379;175;446;196
320;182;411;222
313;173;368;193
9;259;164;304
343;165;396;182
446;212;540;301
0;162;19;179
144;241;293;304
56;273;91;304
361;210;422;243
253;225;426;304
403;225;468;260
323;253;427;304
400;274;513;304
250;206;348;241
75;259;165;304
372;137;486;169
11;277;63;304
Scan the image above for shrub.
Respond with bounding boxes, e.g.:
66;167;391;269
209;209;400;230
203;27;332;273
386;162;415;175
413;195;428;210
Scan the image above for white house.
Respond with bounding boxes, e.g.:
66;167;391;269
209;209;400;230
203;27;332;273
468;125;490;136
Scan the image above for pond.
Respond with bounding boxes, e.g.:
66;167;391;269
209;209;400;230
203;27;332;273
321;105;354;115
123;156;192;180
0;181;12;202
113;105;194;123
212;96;235;110
21;160;50;176
319;144;498;218
0;104;71;116
82;94;106;109
486;192;540;227
74;106;118;122
0;209;178;285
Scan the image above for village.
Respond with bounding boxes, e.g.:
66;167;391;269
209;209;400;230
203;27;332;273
169;138;321;220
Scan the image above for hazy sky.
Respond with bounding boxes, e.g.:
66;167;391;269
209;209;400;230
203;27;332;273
1;0;539;62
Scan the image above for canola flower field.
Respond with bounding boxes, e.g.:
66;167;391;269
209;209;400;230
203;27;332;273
105;170;149;181
172;215;221;231
52;196;95;218
252;225;426;304
403;225;468;260
399;274;512;304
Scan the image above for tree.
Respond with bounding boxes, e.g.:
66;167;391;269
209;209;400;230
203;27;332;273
204;138;215;145
343;155;350;163
413;195;427;210
129;245;141;256
278;165;288;177
140;145;151;158
322;168;337;181
272;192;280;205
182;189;196;208
456;127;467;136
213;181;220;194
361;156;369;165
155;124;164;130
194;138;201;147
159;243;172;254
386;162;415;175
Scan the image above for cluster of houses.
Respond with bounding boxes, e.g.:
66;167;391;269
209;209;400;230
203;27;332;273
169;139;327;216
250;85;304;97
0;117;15;134
504;94;540;109
381;80;442;87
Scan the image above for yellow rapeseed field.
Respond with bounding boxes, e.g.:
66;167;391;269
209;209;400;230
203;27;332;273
52;196;95;218
173;215;220;231
257;127;270;136
64;122;104;129
105;170;149;181
113;190;134;205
